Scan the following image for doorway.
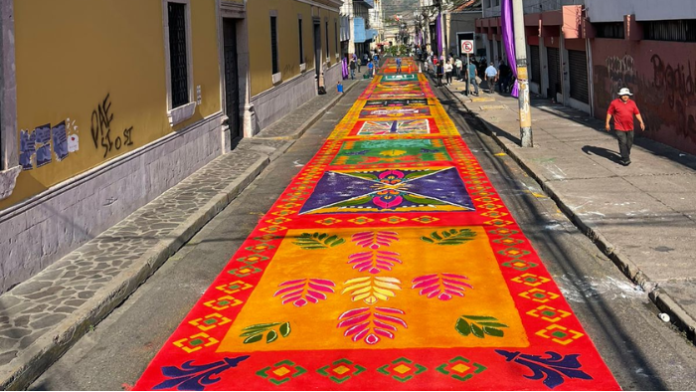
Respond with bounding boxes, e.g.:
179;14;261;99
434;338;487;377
547;47;562;101
223;18;241;141
313;22;322;89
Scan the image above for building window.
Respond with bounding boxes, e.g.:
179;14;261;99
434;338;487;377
335;19;338;56
163;0;195;126
325;21;330;59
271;16;279;74
645;20;696;42
299;18;304;64
168;2;189;108
594;22;625;39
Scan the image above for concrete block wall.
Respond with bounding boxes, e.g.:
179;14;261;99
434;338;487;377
0;114;224;293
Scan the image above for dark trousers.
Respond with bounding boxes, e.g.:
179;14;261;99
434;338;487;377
469;78;479;95
616;130;635;162
446;72;453;84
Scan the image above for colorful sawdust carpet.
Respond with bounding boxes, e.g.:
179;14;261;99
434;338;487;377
135;58;620;391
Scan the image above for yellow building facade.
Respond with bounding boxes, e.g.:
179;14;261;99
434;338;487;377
241;0;343;130
2;0;222;210
0;0;342;292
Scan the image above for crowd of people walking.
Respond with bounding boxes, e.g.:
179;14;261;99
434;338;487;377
417;47;515;96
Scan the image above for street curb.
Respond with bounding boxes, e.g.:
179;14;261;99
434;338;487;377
257;80;363;141
0;84;360;389
440;84;696;343
0;155;271;391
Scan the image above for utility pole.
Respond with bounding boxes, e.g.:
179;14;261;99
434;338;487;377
512;0;533;147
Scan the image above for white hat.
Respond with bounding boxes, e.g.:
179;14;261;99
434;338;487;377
618;88;633;96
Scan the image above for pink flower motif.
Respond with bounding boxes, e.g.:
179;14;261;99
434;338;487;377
373;195;403;209
378;170;405;180
274;278;335;307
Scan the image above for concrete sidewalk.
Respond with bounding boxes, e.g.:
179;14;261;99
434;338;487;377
0;76;366;390
444;78;696;342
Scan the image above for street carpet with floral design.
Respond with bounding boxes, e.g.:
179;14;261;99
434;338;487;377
135;58;621;391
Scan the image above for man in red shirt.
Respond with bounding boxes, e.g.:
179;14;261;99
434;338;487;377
606;88;645;166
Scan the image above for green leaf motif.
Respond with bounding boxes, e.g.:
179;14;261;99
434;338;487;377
421;229;477;246
241;321;291;344
332;195;373;208
279;322;291;337
471;324;484;338
293;232;346;249
455;315;508;339
243;334;263;344
242;322;280;332
402;194;449;206
266;330;278;343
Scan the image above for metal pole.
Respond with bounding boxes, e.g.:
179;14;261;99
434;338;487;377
466;52;470;95
512;0;533;147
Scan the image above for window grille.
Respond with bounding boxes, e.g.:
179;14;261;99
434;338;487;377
594;22;625;39
299;19;304;64
271;16;279;74
168;2;189;108
645;20;696;42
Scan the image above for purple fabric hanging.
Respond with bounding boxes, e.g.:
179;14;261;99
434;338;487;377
501;0;519;98
342;58;349;79
436;14;442;56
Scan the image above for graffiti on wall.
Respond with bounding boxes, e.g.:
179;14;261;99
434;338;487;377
595;52;696;151
90;93;134;158
19;119;80;171
650;55;696;140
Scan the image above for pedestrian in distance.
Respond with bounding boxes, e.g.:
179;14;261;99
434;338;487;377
353;53;361;73
455;57;463;81
396;56;402;74
467;60;479;96
368;60;374;78
605;88;645;166
349;58;356;80
436;61;444;87
444;61;453;85
484;62;498;94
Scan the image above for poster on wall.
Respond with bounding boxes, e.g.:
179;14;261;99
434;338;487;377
34;123;52;168
52;121;69;161
19;130;36;170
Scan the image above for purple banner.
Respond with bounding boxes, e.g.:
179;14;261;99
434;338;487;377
501;0;519;98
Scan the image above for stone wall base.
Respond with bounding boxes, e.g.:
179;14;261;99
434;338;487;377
251;63;342;133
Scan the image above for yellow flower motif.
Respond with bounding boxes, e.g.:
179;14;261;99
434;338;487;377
379;149;407;157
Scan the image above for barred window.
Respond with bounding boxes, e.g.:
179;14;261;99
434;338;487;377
594;22;625;39
168;2;189;108
299;19;304;64
645;20;696;42
271;16;279;74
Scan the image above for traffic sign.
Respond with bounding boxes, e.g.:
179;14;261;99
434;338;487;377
461;40;474;54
